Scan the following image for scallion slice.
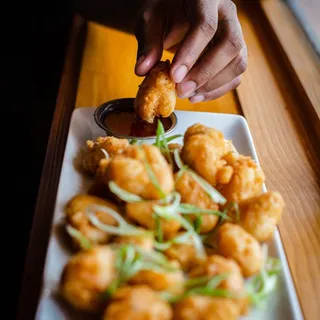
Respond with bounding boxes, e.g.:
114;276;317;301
108;181;144;203
65;224;92;250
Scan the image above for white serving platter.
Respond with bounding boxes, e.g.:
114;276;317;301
35;107;303;320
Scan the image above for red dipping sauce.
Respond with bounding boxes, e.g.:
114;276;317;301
104;110;172;137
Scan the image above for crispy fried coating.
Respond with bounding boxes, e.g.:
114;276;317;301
83;136;129;175
175;171;219;233
173;296;241;320
134;60;176;123
65;194;119;248
103;285;172;320
181;124;233;186
189;255;248;314
113;233;154;251
60;245;116;312
130;260;184;295
234;191;284;241
105;144;174;200
164;232;200;271
217;153;265;203
125;201;180;239
217;223;263;277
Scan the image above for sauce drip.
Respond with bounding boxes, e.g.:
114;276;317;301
104;110;172;137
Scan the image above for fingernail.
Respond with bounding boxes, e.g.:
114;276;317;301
190;94;205;103
179;81;197;97
173;65;188;83
136;55;145;67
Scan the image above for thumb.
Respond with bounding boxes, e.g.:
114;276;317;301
134;8;165;76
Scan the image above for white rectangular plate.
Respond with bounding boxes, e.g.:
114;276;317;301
36;107;303;320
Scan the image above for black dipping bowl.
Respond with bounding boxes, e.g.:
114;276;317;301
93;98;177;140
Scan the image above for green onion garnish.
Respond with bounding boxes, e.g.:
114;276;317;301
85;204;151;237
246;245;282;308
100;148;109;160
65;224;92;250
108;181;144;203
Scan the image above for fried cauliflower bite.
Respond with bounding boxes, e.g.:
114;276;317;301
181;124;233;186
130;260;185;295
83;136;129;175
105;144;174;200
217;223;263;277
125;201;181;239
164;233;199;271
188;255;248;314
232;191;285;242
104;285;172;320
217;153;265;203
173;296;241;320
134;60;176;123
175;171;219;234
60;245;116;312
65;194;119;249
113;233;154;251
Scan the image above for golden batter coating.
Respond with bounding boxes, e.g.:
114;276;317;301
60;245;116;313
103;285;172;320
105;144;174;200
235;191;285;241
65;194;119;249
173;296;241;320
175;171;219;234
134;60;176;123
217;153;265;203
113;233;154;251
83;136;129;175
181;124;233;186
217;223;263;277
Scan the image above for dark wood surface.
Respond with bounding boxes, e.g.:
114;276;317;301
17;15;87;320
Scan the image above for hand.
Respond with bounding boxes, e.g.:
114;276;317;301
134;0;247;102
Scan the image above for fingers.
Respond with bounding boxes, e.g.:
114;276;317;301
134;6;165;76
170;0;219;83
177;0;246;98
196;46;247;94
189;76;242;103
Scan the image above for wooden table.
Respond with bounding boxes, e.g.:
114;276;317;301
18;1;320;319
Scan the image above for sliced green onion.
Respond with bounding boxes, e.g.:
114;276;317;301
178;203;231;221
154;214;163;243
173;149;227;205
130;139;138;145
165;134;183;144
86;204;150;236
108;181;144;203
194;216;202;234
65;224;92;250
246;244;282;308
155;120;162;148
100;148;109;160
185;276;211;288
154;231;193;251
140;147;166;199
153;192;181;215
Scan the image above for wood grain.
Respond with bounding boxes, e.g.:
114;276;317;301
236;3;320;319
16;15;87;320
261;0;320;138
75;21;241;114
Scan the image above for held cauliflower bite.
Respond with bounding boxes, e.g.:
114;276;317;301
83;136;129;175
164;233;199;271
217;223;263;277
217;153;265;203
65;194;118;248
104;285;172;320
181;124;233;186
113;233;154;251
60;245;116;312
130;260;185;295
188;255;248;314
134;60;176;123
235;191;285;241
105;144;174;200
173;296;241;320
125;201;181;239
175;171;219;234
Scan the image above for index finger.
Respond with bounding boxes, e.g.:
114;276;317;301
170;0;219;84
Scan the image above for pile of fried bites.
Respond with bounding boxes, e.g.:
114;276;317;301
58;61;285;320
